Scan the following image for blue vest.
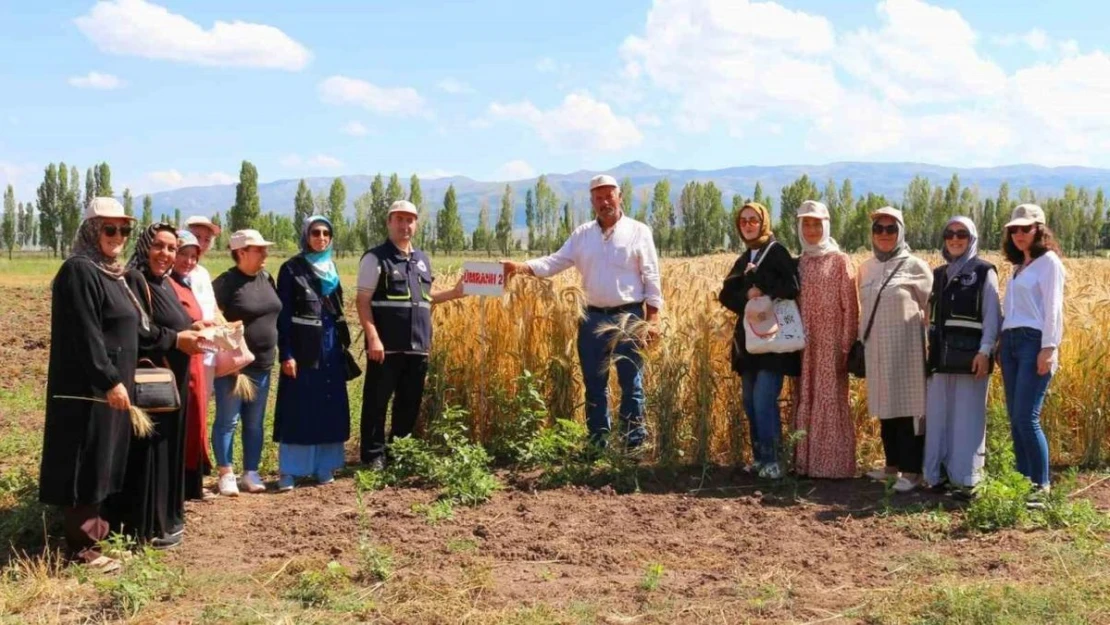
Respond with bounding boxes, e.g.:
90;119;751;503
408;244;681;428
365;240;433;354
928;257;995;373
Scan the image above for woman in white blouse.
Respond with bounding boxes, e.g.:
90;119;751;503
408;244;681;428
999;204;1066;505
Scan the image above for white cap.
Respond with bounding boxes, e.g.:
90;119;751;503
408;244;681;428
798;200;829;220
229;229;275;250
870;206;905;225
185;215;222;235
387;200;419;218
177;231;200;249
84;197;135;221
1004;203;1046;228
589;174;619;191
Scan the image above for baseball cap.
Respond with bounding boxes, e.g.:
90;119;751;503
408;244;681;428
870;206;905;225
745;296;779;338
185;215;222;235
228;229;275;250
798;200;830;220
178;230;200;250
387;200;419;218
1004;204;1046;229
589;174;619;191
84;197;136;222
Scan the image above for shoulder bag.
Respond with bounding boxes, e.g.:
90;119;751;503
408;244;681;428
847;258;907;378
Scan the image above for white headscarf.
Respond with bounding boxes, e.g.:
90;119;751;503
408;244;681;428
942;216;979;280
797;215;841;257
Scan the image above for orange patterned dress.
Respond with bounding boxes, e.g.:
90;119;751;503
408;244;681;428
793;251;860;478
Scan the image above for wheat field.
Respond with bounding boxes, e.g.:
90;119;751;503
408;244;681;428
421;252;1110;469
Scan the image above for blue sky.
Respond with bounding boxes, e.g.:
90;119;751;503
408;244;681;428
2;0;1109;200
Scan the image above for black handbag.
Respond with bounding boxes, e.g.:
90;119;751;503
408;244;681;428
327;288;362;381
847;259;907;379
133;358;180;413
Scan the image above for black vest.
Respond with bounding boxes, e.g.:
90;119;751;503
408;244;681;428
928;257;995;374
365;240;433;354
278;255;347;370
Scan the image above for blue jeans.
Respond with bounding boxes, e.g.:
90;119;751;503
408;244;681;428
741;369;785;465
1000;328;1052;487
212;369;271;471
577;307;646;448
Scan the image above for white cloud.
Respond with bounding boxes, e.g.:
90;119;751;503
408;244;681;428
495;160;536;181
838;0;1005;104
416;169;460;180
281;154;344;169
437;78;474;94
74;0;310;71
341;121;369;137
319;75;428;117
634;113;663;128
68;71;124;90
535;57;558;73
488;92;643;152
994;28;1050;52
144;170;236;192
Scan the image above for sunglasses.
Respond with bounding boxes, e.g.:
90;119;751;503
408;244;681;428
738;218;762;226
943;230;970;240
309;228;332;238
1008;224;1035;235
871;223;899;235
102;225;133;238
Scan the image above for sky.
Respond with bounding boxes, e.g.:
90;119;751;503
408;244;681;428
2;0;1110;200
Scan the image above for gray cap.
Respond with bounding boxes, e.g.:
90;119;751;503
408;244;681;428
84;197;136;222
1004;204;1046;228
589;174;619;191
387;200;419;218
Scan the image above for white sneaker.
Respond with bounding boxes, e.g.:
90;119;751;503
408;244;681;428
893;476;921;493
867;469;894;482
241;471;266;493
758;462;783;480
218;473;239;497
743;462;764;474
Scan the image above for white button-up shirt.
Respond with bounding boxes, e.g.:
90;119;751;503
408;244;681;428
526;216;664;310
190;263;218;372
1002;251;1065;350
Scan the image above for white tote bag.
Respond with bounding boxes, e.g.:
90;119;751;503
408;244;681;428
741;242;806;355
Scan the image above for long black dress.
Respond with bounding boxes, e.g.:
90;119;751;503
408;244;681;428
107;270;193;541
40;257;138;507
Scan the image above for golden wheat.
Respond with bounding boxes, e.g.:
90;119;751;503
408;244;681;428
422;253;1110;467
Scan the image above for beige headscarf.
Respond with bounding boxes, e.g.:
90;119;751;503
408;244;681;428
737;202;773;250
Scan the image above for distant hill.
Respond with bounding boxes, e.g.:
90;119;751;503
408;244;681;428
140;161;1110;231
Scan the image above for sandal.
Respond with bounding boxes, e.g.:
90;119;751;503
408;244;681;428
86;555;122;574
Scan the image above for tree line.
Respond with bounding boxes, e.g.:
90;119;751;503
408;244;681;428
5;162;1108;260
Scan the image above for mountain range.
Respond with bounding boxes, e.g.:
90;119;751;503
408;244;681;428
142;161;1110;230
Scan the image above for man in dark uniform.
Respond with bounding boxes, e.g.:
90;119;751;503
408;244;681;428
355;200;465;469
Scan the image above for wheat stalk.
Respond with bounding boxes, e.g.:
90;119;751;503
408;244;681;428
52;396;155;438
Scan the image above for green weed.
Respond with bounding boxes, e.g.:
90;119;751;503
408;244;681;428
639;562;664;592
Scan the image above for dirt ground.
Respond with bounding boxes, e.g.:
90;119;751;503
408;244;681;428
3;282;1110;624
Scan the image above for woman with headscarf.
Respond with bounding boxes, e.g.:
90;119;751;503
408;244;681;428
113;223;206;549
168;230;215;501
858;207;933;493
40;198;140;571
792;201;860;479
719;202;801;480
924;217;1001;496
273;215;352;490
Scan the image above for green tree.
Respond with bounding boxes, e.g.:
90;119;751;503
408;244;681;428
556;202;573;243
620;177;634;215
122;188;134;217
778;175;819;252
650;179;673;254
37;164;60;257
327;178;347;255
59;165;81;256
385;173;405;205
293;179;313;234
22;202;35;248
16;202;24;248
496;183;514;255
96;162;112;197
1092;188;1106;251
410;174;430;250
229;161;260;231
85;166;96;208
210;212;227;249
354;191;373;250
524;188;536;251
369;174;388;245
2;185;15;259
473;197;492;256
437;184;465;254
838;178;855;246
141;195;153;228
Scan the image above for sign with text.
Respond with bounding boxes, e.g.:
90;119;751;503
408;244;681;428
462;261;506;297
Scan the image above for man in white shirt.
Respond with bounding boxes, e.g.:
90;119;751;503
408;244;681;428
503;174;663;451
185;215;221;392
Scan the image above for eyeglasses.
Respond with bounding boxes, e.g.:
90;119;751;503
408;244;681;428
738;218;762;227
309;229;331;238
102;225;133;238
871;223;899;235
1008;224;1035;235
943;230;970;240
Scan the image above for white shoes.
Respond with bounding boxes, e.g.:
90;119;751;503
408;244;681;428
218;472;239;497
241;471;266;493
892;476;921;493
866;469;895;481
758;462;784;480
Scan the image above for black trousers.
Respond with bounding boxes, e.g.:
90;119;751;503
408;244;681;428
360;353;429;462
880;417;924;474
